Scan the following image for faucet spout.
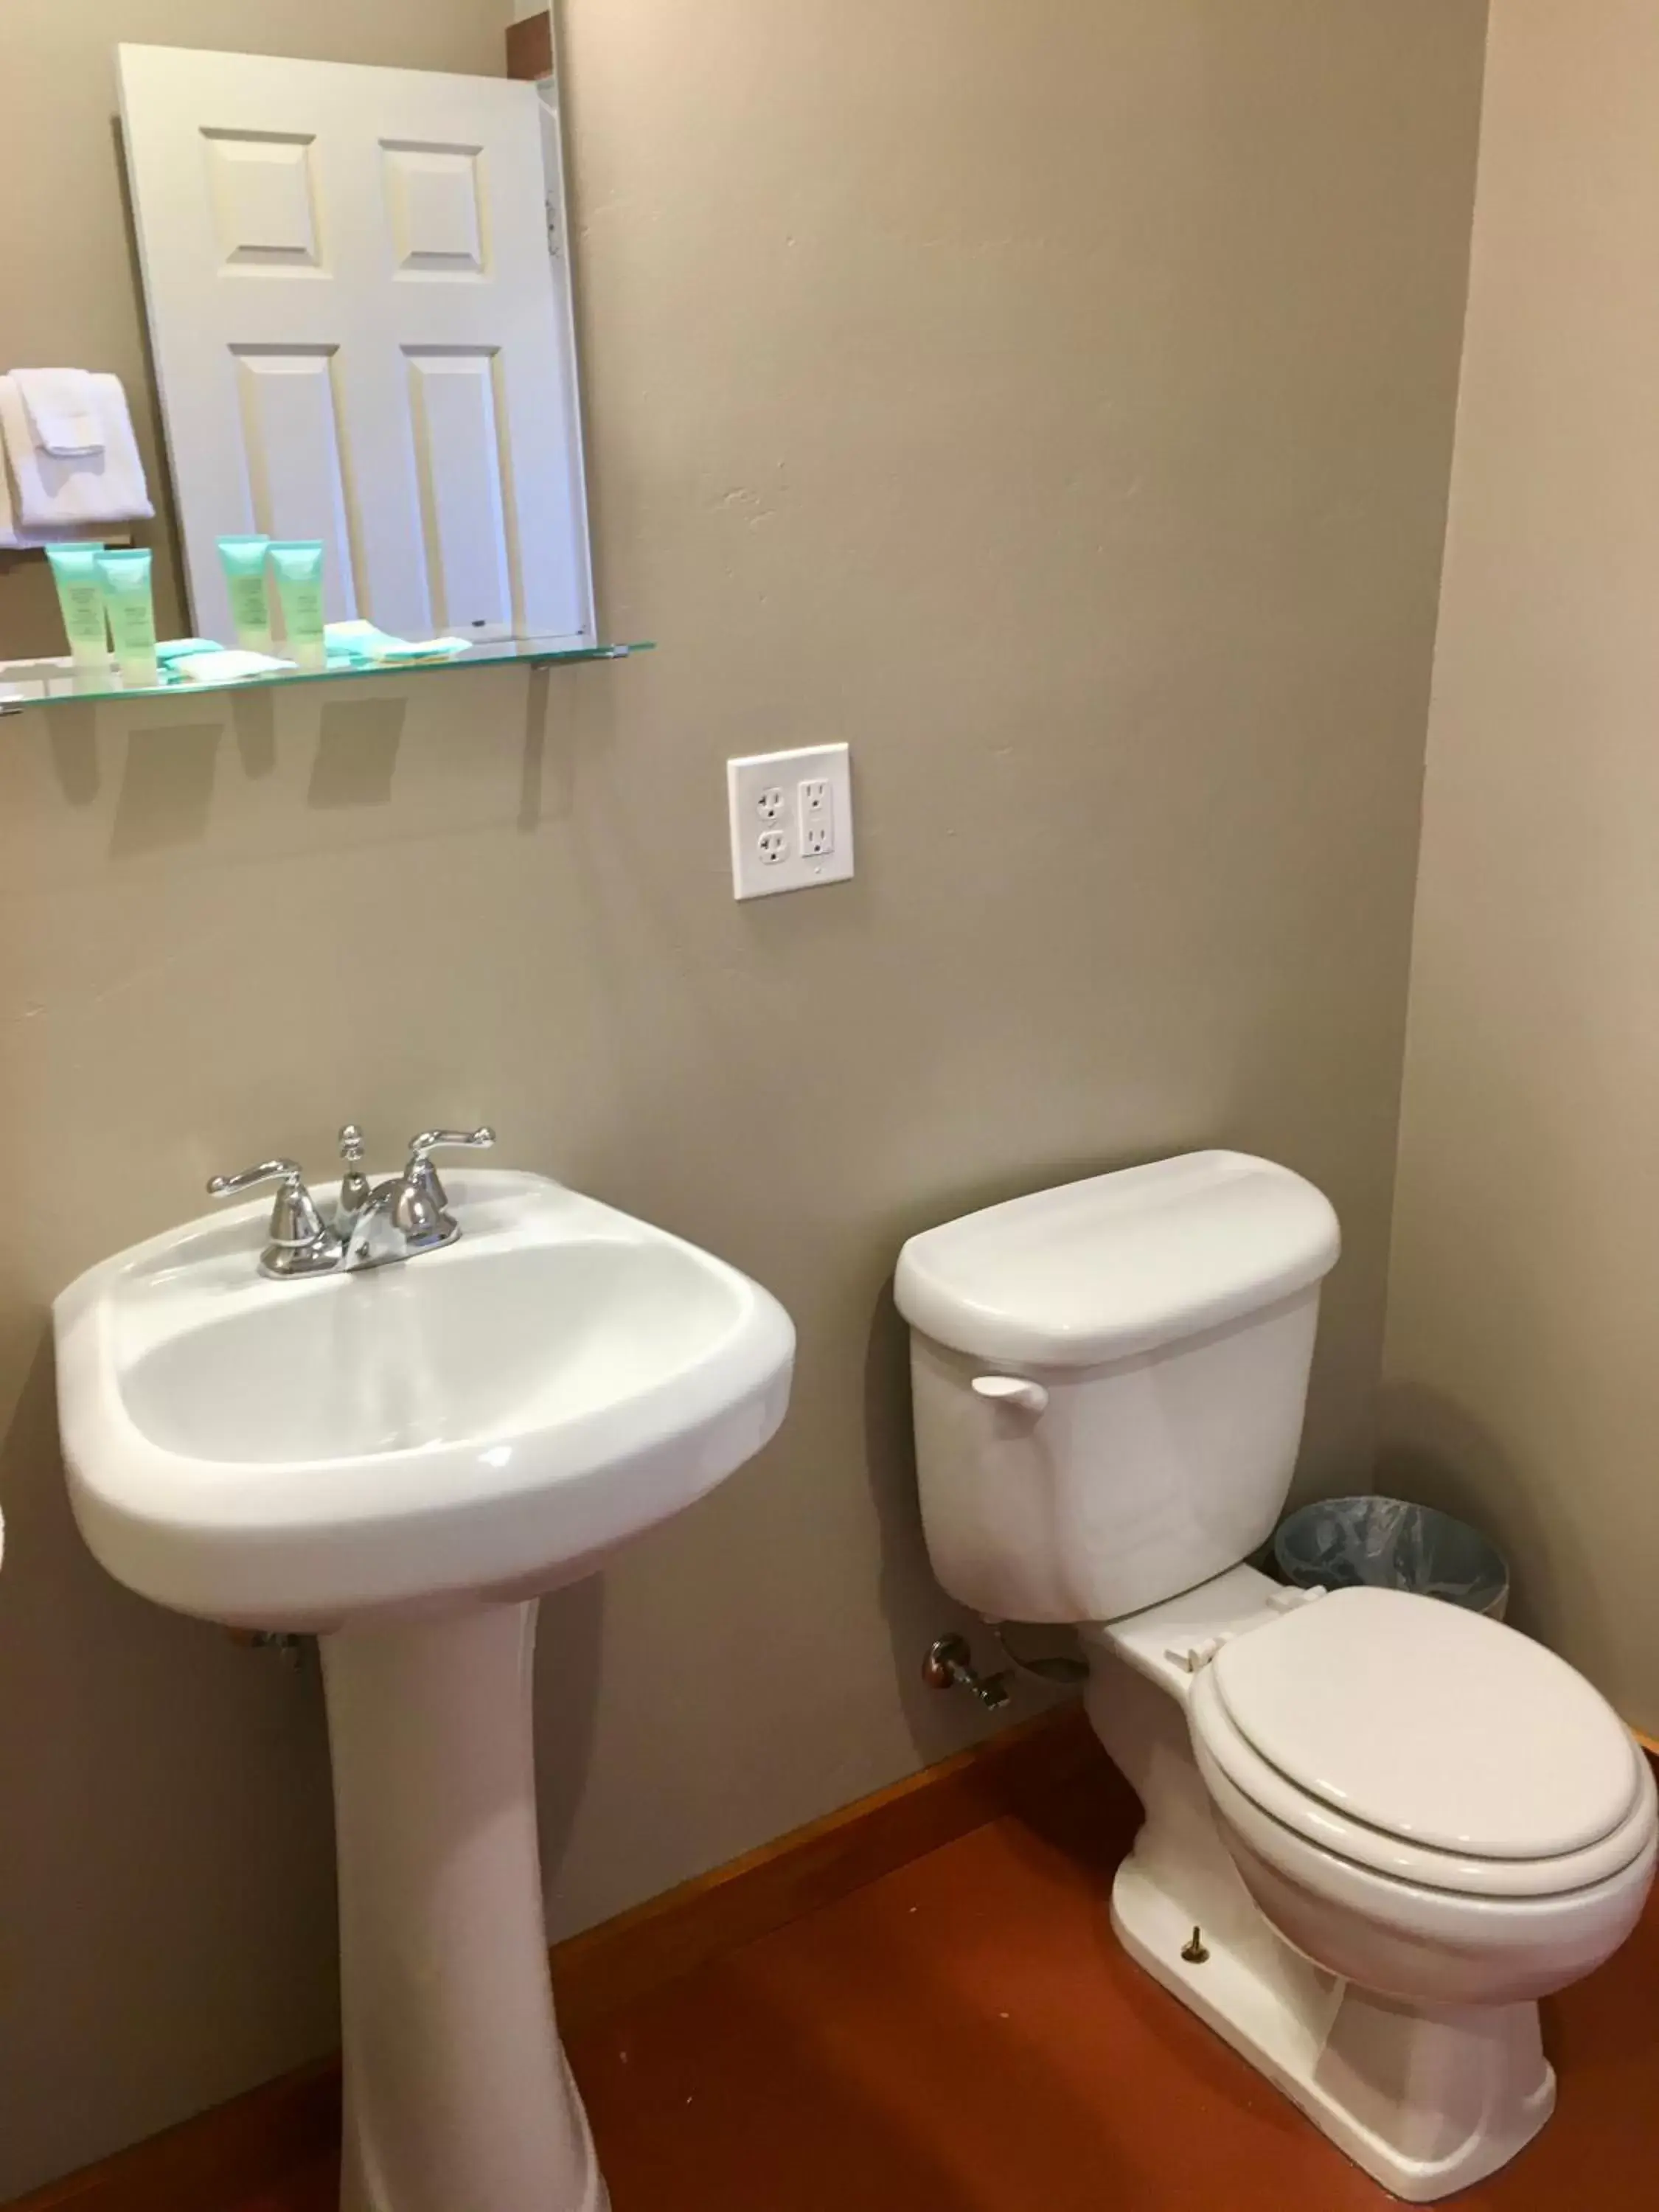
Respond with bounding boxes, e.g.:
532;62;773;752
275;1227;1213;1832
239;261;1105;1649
341;1176;459;1272
342;1183;404;1270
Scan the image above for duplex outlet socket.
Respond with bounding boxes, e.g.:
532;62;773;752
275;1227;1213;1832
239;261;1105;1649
727;745;855;900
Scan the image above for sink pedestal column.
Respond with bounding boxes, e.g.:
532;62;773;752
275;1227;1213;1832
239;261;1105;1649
321;1600;607;2212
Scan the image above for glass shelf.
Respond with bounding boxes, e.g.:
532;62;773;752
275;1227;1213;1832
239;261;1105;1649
0;635;655;717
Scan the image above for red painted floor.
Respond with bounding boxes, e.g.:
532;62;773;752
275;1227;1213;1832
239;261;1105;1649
254;1756;1659;2210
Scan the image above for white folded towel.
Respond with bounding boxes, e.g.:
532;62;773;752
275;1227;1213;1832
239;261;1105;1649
0;372;153;530
0;449;98;548
13;368;103;456
0;414;111;548
0;430;70;549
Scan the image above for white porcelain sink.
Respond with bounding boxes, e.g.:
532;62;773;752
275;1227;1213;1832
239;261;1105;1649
55;1166;795;2212
57;1169;793;1630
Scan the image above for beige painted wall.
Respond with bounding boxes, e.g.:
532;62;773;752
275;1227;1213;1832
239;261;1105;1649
0;0;1486;2193
1384;0;1659;1735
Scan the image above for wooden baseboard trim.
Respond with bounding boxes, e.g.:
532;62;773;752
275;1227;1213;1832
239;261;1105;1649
5;1705;1097;2212
9;2062;340;2212
552;1702;1099;2037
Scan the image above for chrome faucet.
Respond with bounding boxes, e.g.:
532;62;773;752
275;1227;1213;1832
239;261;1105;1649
208;1124;495;1280
335;1127;496;1269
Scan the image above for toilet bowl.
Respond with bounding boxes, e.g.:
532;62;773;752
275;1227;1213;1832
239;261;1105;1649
896;1152;1657;2203
1186;1583;1656;2007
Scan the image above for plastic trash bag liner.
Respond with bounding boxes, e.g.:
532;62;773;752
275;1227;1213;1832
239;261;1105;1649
1273;1495;1508;1618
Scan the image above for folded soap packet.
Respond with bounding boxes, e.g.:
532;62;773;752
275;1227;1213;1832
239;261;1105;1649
175;648;297;684
324;619;410;661
324;619;473;664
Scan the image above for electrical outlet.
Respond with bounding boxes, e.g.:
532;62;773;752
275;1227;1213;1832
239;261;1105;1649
799;778;833;858
728;745;855;900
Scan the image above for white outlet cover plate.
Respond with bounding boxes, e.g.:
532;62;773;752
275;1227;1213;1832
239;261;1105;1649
727;744;855;900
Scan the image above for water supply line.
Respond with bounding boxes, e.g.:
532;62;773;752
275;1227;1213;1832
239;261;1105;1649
922;1634;1011;1711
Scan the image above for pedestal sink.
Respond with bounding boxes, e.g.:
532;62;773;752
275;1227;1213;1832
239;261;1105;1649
55;1169;795;2212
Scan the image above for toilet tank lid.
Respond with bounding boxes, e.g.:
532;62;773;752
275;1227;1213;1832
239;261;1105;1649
894;1152;1340;1367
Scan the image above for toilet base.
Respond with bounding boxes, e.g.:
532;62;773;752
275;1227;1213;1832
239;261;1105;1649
1082;1616;1559;2204
1111;1845;1556;2202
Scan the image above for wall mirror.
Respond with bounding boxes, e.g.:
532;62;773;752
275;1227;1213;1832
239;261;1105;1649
0;10;633;710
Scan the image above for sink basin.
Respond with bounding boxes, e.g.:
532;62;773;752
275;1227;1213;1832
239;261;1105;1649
55;1166;795;2212
57;1168;794;1629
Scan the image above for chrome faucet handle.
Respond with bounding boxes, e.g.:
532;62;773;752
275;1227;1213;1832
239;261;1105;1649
207;1158;305;1202
207;1158;340;1277
403;1126;495;1214
406;1127;497;1163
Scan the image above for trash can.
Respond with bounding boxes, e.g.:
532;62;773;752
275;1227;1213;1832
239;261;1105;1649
1273;1495;1509;1620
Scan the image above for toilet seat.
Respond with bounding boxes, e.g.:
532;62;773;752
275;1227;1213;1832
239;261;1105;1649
1188;1587;1653;1900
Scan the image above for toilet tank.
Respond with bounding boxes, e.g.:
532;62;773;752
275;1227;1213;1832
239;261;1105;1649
894;1153;1340;1626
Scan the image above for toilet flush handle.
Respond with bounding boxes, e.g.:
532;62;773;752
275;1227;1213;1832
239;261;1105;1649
972;1375;1049;1415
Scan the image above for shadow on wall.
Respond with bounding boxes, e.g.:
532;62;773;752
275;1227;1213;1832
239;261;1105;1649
1374;1381;1601;1657
863;1276;988;1763
108;724;223;857
0;1329;339;2197
42;700;100;807
41;697;412;841
19;664;577;867
307;699;406;811
532;1573;606;1893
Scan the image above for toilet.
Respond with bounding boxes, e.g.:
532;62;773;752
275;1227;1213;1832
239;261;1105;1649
895;1150;1657;2203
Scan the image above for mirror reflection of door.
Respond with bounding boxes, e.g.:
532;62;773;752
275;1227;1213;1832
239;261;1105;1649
119;42;594;650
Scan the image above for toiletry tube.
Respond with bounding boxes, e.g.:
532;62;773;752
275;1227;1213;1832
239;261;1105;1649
95;549;160;690
266;541;327;671
217;535;274;652
44;543;111;675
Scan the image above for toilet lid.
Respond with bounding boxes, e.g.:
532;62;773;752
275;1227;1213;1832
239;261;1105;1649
1191;1666;1657;1898
1209;1587;1641;1860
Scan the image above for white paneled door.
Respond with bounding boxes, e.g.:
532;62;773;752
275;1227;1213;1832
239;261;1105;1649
119;44;594;647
